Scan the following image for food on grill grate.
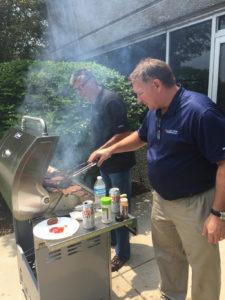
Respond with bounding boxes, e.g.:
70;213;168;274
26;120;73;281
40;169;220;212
51;176;64;181
43;170;94;204
61;185;82;195
43;179;58;188
43;177;73;189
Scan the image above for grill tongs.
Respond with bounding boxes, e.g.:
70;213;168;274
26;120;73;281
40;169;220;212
44;161;97;190
60;161;97;187
69;161;97;178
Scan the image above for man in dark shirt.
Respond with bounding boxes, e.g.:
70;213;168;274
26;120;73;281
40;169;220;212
70;68;135;272
88;58;225;300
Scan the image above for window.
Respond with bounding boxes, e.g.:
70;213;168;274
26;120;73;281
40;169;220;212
217;42;225;114
92;34;166;76
169;20;212;95
218;15;225;31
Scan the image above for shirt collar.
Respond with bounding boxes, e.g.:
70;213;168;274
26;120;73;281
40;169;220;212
157;84;183;117
93;86;104;108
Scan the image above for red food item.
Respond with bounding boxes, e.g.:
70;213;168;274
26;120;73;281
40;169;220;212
47;217;58;225
51;176;64;181
61;185;82;195
49;226;64;234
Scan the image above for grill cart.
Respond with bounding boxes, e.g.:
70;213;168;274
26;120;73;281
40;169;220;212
0;116;137;300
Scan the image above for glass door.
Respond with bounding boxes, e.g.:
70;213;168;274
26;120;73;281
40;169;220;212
212;35;225;114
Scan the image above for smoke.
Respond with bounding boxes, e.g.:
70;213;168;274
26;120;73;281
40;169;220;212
16;1;92;172
45;0;80;61
44;0;164;68
17;59;93;171
17;0;162;172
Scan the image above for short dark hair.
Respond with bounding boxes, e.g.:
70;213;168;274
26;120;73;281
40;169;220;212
129;58;176;87
69;68;97;85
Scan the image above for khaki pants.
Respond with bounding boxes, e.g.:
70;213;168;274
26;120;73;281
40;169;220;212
151;188;221;300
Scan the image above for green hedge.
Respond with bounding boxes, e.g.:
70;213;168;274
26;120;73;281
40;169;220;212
0;60;147;170
0;60;30;134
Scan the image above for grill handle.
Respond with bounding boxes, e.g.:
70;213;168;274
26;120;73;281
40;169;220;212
21;116;48;136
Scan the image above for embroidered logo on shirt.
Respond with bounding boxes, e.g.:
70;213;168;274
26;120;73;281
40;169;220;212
14;132;22;139
118;124;125;128
164;129;178;135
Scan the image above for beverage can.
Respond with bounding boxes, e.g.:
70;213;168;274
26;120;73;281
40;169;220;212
109;187;120;213
82;200;95;229
101;197;112;224
120;197;129;219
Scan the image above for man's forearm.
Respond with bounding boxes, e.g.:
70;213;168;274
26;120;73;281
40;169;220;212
202;158;225;243
213;159;225;211
108;131;146;155
99;131;130;150
88;131;146;166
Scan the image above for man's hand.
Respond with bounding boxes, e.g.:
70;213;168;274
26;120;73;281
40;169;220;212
202;214;225;243
88;148;112;167
88;131;145;167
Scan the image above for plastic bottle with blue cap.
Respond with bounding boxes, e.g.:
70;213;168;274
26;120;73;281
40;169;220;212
94;176;106;209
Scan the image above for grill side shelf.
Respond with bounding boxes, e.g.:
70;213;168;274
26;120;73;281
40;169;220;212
34;213;137;251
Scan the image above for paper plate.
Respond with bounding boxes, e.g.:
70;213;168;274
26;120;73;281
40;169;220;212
33;217;80;240
69;211;83;221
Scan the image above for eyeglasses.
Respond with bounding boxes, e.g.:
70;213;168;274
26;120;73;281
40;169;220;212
74;77;91;92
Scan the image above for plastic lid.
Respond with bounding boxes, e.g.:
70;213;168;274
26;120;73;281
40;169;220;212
101;197;111;205
120;193;127;198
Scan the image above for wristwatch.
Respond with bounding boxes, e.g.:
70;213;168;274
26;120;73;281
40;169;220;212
210;208;225;220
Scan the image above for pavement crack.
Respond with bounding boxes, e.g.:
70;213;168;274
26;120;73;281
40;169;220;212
120;257;156;275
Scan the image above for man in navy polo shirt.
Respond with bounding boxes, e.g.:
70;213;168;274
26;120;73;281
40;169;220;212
88;58;225;300
70;68;136;272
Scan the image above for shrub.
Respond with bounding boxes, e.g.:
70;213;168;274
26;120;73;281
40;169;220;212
0;60;30;136
0;60;147;171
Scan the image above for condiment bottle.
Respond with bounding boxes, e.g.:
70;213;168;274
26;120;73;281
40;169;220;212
101;197;112;224
120;197;129;219
120;193;127;198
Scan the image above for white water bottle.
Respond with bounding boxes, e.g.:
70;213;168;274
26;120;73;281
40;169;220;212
94;176;106;209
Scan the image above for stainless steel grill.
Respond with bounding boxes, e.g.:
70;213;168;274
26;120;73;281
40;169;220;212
0;116;137;300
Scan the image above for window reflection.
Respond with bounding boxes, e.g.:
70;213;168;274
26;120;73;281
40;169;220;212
217;43;225;115
91;34;166;76
169;20;212;95
89;34;166;126
218;15;225;31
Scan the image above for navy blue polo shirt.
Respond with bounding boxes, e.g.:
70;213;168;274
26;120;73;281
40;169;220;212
138;85;225;200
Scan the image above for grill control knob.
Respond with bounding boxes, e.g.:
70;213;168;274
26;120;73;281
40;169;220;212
43;197;50;204
2;149;12;158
